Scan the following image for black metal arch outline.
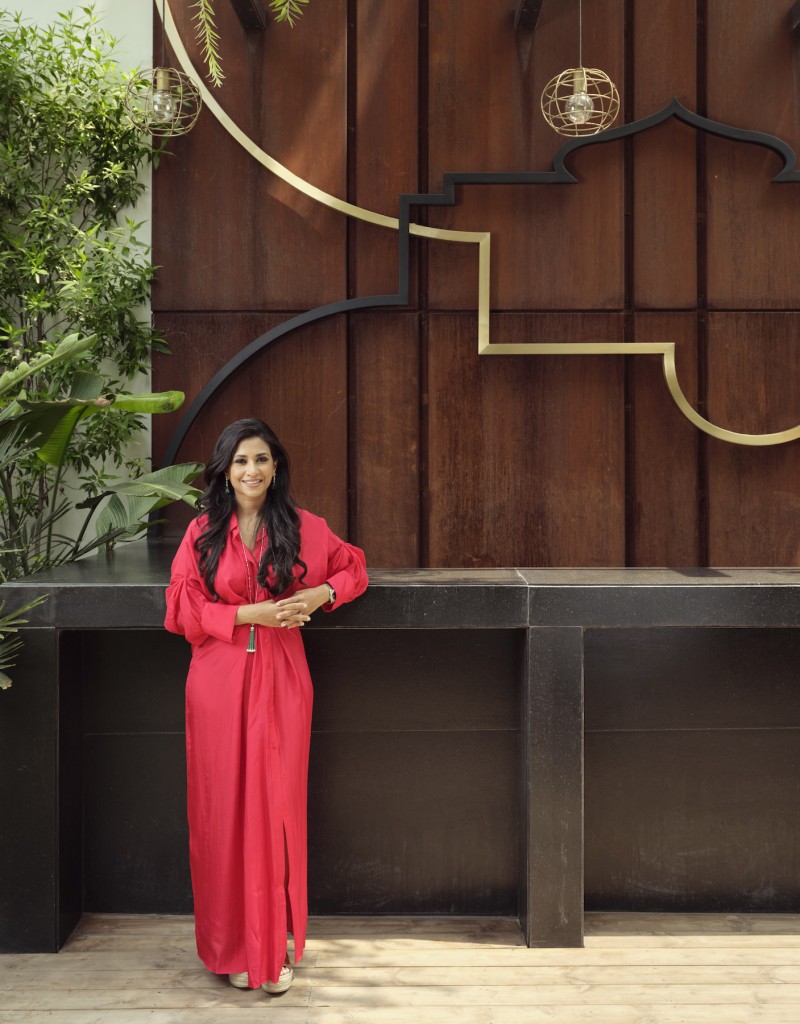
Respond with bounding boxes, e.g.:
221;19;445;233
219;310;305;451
161;97;800;468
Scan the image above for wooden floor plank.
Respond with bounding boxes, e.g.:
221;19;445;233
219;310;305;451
584;936;800;948
4;964;800;989
584;913;800;936
0;952;324;973
2;913;800;1024
312;947;800;967
306;984;800;1007
7;983;800;1012
2;1007;800;1024
4;946;798;970
0;989;310;1010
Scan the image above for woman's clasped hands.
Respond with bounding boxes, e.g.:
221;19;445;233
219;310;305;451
248;585;331;630
271;594;310;629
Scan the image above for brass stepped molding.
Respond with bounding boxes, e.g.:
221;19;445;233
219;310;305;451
160;3;800;458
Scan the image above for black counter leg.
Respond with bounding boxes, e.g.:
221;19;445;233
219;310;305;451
520;626;584;947
0;628;60;952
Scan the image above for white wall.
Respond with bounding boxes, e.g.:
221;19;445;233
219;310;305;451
24;0;153;267
24;0;152;81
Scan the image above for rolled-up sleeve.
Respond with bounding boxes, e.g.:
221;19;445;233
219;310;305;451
321;522;368;613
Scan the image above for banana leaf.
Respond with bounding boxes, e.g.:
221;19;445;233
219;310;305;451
111;392;185;414
9;390;186;467
0;333;96;399
93;462;203;544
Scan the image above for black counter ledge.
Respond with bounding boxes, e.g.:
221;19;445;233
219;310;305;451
521;567;800;627
1;544;530;629
2;548;799;955
6;550;799;629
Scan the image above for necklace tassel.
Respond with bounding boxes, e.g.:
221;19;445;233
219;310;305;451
247;624;256;653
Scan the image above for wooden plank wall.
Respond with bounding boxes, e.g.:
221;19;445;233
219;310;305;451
152;0;800;567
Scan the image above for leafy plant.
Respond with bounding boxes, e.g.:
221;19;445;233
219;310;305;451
191;0;225;88
0;6;165;489
0;9;206;686
0;593;48;690
0;332;203;581
0;334;203;686
269;0;311;27
191;0;312;87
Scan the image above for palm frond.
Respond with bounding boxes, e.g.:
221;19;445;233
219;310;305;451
0;594;48;689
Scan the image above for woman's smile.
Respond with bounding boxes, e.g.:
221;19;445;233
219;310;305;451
227;436;277;508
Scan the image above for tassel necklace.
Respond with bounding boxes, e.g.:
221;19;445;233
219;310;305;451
239;524;265;654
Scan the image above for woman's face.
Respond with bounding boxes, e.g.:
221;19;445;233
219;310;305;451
226;435;277;508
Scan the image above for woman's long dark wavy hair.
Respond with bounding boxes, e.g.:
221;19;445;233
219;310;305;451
195;418;307;600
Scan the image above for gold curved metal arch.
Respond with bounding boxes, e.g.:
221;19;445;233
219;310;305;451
160;2;800;446
479;338;800;445
162;0;483;247
660;347;800;446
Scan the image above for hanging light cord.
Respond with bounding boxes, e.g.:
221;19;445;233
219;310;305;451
160;0;167;67
578;0;583;68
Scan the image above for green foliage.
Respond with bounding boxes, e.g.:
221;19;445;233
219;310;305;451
0;332;203;584
269;0;311;27
0;5;166;480
190;0;312;86
0;335;203;685
0;8;206;687
0;593;48;690
191;0;224;88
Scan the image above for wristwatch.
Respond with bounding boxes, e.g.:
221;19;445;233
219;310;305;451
324;582;336;605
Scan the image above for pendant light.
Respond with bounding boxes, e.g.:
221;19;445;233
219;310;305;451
540;0;619;137
124;0;202;137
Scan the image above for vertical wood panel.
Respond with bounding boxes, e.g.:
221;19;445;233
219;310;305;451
705;138;799;310
706;313;800;565
632;0;697;308
631;314;701;565
427;0;624;171
633;0;698;114
351;313;420;566
426;158;626;312
705;0;800;309
426;0;626;310
153;0;347;311
632;122;697;310
427;314;625;567
149;1;800;570
352;0;419;298
153;314;348;538
706;0;800;150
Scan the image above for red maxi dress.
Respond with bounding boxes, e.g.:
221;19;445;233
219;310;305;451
164;509;367;988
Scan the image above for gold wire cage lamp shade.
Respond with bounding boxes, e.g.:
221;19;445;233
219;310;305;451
124;66;202;138
541;67;620;137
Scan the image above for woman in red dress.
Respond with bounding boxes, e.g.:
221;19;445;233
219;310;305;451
164;418;368;994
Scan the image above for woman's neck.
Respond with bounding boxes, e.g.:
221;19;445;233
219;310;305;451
236;504;265;551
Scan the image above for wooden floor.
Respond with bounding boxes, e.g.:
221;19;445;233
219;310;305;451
1;913;800;1023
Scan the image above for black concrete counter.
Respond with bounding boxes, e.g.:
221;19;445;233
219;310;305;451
2;546;799;953
8;547;800;628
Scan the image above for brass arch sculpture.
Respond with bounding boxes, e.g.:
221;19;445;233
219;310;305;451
160;3;800;464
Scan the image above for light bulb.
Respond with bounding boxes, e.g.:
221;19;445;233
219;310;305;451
151;68;177;123
151;88;177;121
565;90;594;124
